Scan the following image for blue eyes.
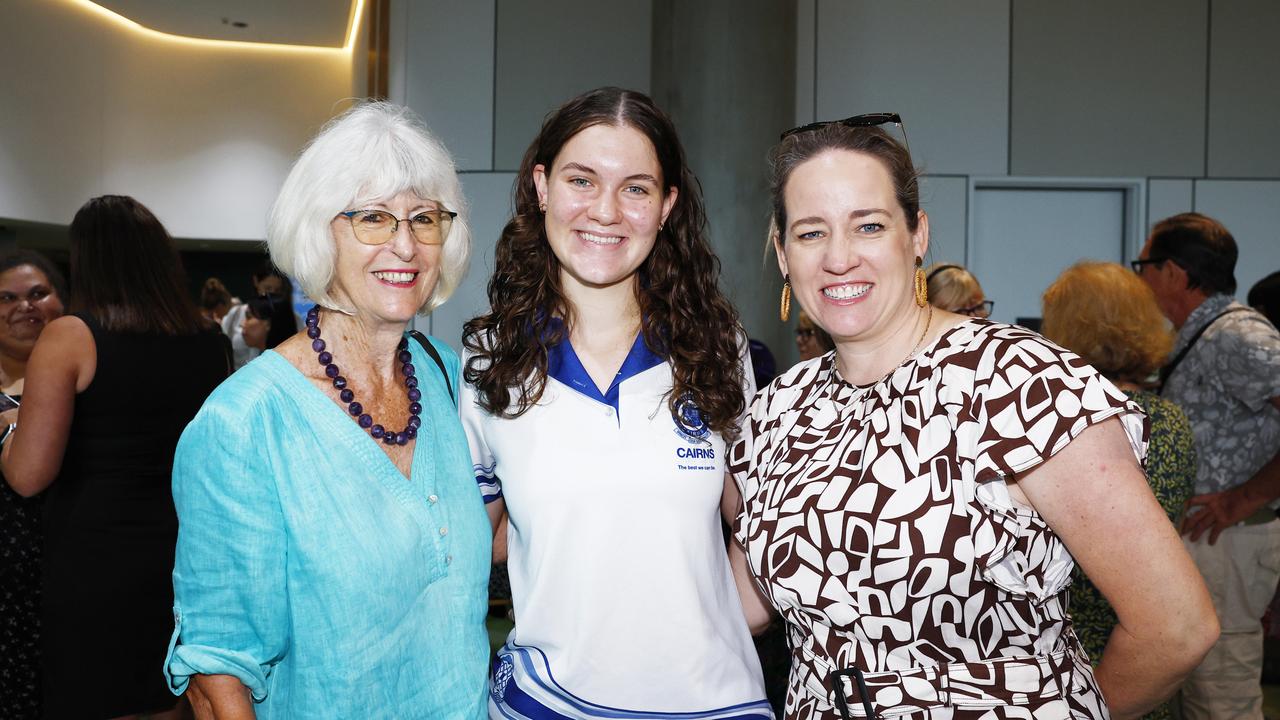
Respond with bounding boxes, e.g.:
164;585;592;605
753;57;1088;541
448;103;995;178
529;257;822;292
794;223;885;241
566;177;649;195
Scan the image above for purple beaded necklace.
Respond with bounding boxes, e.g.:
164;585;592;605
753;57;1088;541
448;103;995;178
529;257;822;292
306;305;422;446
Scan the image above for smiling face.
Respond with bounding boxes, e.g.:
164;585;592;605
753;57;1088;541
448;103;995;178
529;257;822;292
329;189;443;329
776;149;927;347
533;123;677;298
0;264;65;360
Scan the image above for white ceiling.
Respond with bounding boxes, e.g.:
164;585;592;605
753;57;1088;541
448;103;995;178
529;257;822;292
96;0;356;48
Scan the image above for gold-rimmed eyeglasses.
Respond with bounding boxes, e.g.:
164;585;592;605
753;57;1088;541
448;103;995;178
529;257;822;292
339;208;457;246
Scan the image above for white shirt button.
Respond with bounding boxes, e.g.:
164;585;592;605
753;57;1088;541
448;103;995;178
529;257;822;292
439;526;448;536
428;494;438;504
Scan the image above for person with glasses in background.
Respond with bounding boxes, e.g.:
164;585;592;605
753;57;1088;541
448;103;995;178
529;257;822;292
794;308;835;361
730;114;1218;719
163;103;489;719
925;263;993;318
1134;213;1280;720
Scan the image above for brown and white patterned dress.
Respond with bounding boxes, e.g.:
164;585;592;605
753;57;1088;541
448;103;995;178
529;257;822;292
730;320;1147;720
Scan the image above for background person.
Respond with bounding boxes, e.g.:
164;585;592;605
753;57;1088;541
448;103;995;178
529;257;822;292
1;195;228;719
731;118;1217;719
1041;260;1197;720
461;87;771;718
1248;269;1280;328
794;307;834;361
164;102;490;719
221;262;294;369
240;291;298;354
198;277;232;326
1134;212;1280;720
0;249;66;719
926;262;993;318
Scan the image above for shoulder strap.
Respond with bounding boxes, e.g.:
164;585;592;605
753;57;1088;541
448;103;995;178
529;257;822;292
1158;307;1250;395
409;331;456;407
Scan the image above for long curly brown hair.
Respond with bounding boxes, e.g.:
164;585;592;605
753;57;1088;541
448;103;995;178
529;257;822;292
463;87;746;438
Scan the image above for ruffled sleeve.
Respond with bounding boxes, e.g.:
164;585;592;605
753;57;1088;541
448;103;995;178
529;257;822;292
952;326;1148;600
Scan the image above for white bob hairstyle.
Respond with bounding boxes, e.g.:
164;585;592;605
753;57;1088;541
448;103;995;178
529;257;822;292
268;102;470;314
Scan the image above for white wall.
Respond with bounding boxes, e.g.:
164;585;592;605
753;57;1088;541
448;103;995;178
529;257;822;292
0;0;360;240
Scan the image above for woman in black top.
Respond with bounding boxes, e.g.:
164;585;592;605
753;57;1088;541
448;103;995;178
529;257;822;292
1;195;229;719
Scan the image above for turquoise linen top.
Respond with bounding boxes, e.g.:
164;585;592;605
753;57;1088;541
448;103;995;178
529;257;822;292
163;336;490;720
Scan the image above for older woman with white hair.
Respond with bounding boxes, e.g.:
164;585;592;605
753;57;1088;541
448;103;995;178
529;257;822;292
162;103;489;719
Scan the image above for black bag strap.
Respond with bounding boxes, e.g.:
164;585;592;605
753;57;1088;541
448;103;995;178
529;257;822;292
1158;307;1250;394
409;331;456;407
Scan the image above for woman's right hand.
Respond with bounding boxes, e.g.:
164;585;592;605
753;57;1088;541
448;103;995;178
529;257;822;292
188;674;256;720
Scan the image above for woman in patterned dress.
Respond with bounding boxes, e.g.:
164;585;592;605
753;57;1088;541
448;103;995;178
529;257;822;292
1042;261;1198;720
729;118;1219;719
0;250;65;719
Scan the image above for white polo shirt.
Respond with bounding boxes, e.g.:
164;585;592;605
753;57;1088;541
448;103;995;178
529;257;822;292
461;330;770;719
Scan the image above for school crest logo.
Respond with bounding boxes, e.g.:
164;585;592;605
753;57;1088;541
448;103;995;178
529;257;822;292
491;655;514;700
673;393;711;444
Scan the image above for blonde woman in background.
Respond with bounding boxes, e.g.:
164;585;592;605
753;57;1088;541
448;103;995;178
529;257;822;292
1042;260;1198;719
926;263;992;318
794;308;834;361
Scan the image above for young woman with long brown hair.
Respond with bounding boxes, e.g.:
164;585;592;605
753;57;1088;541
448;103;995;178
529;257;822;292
461;87;771;718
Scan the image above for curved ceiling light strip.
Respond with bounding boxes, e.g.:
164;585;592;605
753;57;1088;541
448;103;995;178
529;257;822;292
71;0;365;54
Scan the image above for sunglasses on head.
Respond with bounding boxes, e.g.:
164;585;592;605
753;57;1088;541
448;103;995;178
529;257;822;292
780;112;907;147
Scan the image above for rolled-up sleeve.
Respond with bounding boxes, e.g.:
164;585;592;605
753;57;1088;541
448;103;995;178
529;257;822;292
164;400;288;701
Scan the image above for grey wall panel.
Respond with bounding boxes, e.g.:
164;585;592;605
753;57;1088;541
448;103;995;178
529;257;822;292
1208;0;1280;177
1010;0;1207;177
795;0;816;126
919;176;969;266
401;0;495;171
1193;180;1280;304
969;186;1126;324
1147;179;1193;233
492;0;651;171
814;0;1009;176
424;173;517;352
651;0;796;362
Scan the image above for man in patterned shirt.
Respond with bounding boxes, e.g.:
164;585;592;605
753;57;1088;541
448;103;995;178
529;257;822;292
1135;212;1280;720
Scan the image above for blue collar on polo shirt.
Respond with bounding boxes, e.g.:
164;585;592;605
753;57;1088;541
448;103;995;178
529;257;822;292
544;317;665;414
